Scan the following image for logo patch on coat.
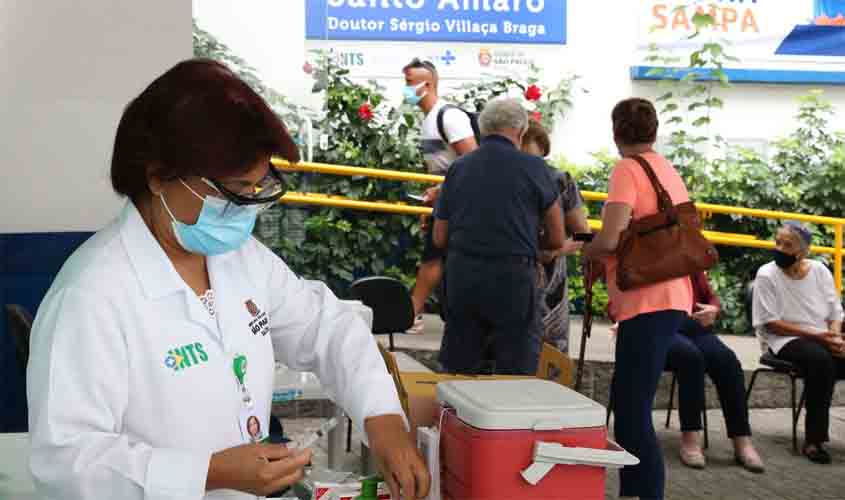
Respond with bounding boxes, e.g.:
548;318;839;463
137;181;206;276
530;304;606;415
164;343;209;372
245;298;270;336
245;299;260;317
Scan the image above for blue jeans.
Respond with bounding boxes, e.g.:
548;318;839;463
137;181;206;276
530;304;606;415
614;310;686;500
665;317;751;437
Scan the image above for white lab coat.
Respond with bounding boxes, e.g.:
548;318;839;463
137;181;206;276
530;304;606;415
26;202;404;500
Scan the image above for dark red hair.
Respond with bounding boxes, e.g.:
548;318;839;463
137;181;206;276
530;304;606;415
110;58;299;200
611;97;659;145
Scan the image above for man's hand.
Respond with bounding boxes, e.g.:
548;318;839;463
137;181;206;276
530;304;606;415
419;186;442;231
423;186;441;206
206;443;312;496
539;249;558;265
691;303;719;328
539;240;583;264
561;239;584;256
365;415;430;500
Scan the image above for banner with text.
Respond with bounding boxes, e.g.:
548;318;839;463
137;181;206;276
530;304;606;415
306;0;567;45
633;0;845;84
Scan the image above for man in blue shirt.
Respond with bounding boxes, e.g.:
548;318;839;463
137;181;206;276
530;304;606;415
433;98;565;375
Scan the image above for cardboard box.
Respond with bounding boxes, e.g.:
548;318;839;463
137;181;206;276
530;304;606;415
383;343;573;434
536;342;574;388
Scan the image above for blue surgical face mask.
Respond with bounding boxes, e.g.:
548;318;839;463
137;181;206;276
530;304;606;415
403;82;427;106
159;180;259;256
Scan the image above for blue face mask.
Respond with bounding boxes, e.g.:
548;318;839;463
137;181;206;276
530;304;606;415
160;180;259;256
403;82;427;106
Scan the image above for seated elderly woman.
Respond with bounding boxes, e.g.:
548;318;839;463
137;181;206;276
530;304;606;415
753;221;845;464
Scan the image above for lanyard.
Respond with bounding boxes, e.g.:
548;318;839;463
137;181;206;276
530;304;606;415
232;354;254;409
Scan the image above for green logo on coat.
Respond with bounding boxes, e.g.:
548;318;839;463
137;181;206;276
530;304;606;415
164;343;209;371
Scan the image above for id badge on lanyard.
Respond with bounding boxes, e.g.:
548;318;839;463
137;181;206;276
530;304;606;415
233;354;268;444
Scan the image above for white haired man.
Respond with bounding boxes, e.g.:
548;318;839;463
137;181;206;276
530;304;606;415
432;98;565;375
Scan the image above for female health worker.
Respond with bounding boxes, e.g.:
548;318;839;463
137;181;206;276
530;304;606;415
26;59;430;500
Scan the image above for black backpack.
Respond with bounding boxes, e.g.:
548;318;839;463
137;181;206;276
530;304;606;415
436;104;482;146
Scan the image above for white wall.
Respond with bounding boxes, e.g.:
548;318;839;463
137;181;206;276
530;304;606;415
556;1;845;163
0;0;192;233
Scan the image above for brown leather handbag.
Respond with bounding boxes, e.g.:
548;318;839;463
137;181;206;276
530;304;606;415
615;155;718;291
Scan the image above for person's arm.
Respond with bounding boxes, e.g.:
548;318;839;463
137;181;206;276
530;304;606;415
433;219;448;249
583;163;635;259
263;249;429;500
451;136;478;156
541;198;565;250
566;207;590;235
562;173;590;235
690;272;720;327
443;108;479;157
432;174;451;249
819;263;845;334
582;202;631;259
539;175;588;262
27;287;211;500
764;320;830;340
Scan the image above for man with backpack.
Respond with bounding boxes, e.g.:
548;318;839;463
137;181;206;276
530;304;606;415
402;58;479;331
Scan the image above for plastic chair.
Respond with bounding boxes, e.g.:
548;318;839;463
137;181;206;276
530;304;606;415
743;282;808;453
4;304;33;375
348;276;415;352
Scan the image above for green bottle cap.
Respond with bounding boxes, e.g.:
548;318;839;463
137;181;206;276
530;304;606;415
356;476;381;500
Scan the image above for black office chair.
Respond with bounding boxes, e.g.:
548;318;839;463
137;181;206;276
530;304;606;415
346;276;415;451
743;281;810;453
5;304;33;375
606;368;710;449
348;276;415;352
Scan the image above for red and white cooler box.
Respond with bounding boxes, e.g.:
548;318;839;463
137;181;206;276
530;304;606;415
435;379;638;500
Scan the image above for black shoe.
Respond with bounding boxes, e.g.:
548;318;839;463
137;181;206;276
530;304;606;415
803;443;832;464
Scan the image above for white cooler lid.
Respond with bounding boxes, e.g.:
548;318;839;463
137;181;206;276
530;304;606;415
437;379;605;431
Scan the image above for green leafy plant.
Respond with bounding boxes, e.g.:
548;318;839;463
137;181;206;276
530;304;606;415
264;50;427;292
646;11;737;186
447;64;581;131
193;20;313;142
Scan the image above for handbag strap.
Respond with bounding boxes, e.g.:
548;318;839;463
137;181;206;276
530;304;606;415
630;154;676;217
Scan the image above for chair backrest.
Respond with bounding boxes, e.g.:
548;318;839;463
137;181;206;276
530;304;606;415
744;281;770;354
5;304;33;374
348;277;414;334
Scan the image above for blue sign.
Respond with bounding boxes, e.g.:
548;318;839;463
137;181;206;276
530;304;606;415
306;0;567;45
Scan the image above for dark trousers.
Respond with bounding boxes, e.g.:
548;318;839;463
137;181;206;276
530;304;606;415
665;317;751;437
614;310;686;500
440;252;541;375
777;337;845;444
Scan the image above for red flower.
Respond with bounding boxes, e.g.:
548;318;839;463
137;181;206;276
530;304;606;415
302;62;314;75
530;111;542;123
524;84;542;102
358;102;374;121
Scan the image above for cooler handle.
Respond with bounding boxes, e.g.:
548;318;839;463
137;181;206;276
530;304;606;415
521;440;640;485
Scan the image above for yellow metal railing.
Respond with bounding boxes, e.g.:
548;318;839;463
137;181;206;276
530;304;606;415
274;159;845;292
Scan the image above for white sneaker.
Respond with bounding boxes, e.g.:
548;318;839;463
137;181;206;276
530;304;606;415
406;314;424;335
